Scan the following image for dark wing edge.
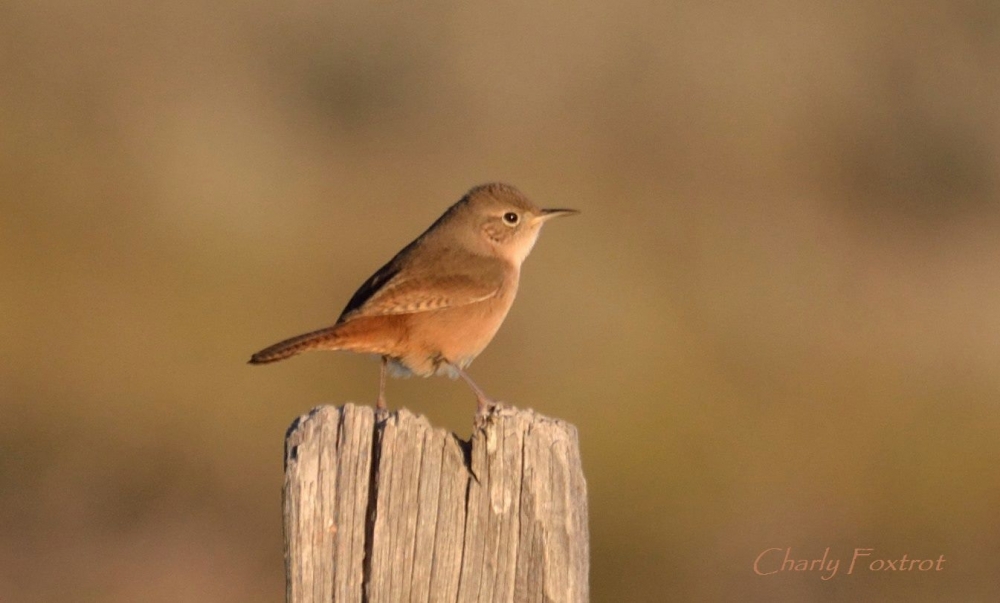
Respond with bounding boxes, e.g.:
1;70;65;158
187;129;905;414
336;259;402;323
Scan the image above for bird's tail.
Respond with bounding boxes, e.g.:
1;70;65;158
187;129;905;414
248;325;343;364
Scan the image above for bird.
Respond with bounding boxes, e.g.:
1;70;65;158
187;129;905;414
248;182;577;414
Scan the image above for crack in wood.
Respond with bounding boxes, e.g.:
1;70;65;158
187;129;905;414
284;404;589;603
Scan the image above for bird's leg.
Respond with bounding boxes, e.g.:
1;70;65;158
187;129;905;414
376;356;388;410
452;364;497;417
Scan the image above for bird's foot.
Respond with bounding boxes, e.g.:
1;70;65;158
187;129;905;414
373;393;391;422
474;397;509;427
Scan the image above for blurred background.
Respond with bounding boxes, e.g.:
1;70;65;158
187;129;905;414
2;1;999;601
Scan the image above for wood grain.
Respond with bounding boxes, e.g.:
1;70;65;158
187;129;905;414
283;404;589;603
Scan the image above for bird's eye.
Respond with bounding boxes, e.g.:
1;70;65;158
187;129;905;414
502;212;519;226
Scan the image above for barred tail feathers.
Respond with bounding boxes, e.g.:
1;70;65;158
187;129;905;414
248;325;344;364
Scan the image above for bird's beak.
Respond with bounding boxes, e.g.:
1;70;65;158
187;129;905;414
535;208;580;223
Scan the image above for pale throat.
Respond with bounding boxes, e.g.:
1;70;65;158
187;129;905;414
501;230;542;267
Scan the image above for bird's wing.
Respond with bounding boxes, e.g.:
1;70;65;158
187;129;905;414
337;250;506;322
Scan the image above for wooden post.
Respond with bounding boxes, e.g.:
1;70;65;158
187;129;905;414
283;404;589;603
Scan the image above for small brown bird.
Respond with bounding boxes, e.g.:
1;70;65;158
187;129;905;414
249;183;577;414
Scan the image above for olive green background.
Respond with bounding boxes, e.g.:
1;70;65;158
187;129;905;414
3;2;998;601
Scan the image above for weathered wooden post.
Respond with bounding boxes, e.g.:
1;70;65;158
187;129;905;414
283;404;589;603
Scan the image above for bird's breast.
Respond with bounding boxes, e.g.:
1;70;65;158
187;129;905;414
400;275;519;372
